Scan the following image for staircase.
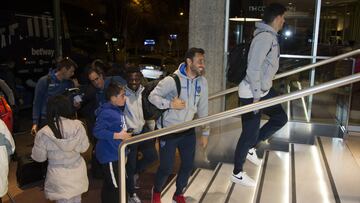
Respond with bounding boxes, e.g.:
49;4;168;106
162;136;360;203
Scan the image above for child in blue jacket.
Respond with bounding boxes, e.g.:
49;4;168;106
93;82;132;203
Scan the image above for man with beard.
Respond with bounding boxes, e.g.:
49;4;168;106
149;47;210;203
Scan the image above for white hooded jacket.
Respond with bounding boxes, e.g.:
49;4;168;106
0;119;15;197
31;118;89;200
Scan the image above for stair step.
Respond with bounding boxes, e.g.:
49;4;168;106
161;168;213;203
183;167;215;202
317;136;360;202
225;156;261;203
291;143;334;203
255;150;289;203
161;174;177;202
199;163;233;203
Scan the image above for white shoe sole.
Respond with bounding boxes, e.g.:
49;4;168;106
231;175;256;187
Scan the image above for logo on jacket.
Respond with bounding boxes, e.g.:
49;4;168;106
196;86;201;94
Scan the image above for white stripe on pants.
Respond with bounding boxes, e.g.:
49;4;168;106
109;162;118;188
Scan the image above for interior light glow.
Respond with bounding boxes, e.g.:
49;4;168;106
229;17;262;22
285;30;292;37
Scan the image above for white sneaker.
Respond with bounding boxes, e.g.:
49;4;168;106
231;171;256;187
246;148;262;166
128;193;142;203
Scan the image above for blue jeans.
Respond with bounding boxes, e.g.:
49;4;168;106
233;88;288;173
154;128;196;195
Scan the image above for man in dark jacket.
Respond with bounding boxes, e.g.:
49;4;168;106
31;58;78;135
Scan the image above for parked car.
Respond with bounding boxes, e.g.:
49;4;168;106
139;64;164;80
138;56;165;80
138;55;179;80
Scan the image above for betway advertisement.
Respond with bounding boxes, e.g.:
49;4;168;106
0;13;55;78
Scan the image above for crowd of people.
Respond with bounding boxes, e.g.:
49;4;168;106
0;3;291;203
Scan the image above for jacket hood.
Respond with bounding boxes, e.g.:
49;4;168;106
254;21;278;36
174;62;202;81
39;118;86;152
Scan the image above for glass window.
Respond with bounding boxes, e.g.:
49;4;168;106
318;1;360;56
228;0;316;55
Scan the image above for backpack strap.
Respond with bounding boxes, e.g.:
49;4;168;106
169;73;181;97
160;73;181;128
253;31;274;57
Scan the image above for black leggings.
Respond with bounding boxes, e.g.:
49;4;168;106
101;161;120;203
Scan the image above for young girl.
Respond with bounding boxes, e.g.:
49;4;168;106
93;82;132;203
31;95;89;203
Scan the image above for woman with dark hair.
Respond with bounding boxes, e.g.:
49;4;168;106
31;95;89;203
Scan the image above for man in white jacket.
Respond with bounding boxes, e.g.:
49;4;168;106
149;47;210;203
124;67;158;203
0;119;15;203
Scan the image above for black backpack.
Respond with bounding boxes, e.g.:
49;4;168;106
142;74;181;120
226;31;272;84
226;43;251;84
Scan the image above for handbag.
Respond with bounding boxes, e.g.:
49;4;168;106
0;96;13;133
16;154;47;189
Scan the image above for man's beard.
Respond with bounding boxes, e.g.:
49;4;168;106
191;66;204;76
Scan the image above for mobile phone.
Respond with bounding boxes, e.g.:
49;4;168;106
73;95;82;103
127;128;134;133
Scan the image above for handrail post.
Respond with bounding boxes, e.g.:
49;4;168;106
118;143;127;203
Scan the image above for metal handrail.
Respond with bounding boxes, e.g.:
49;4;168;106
208;49;360;100
118;72;360;202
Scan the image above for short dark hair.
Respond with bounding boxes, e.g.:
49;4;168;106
91;59;112;74
88;65;104;77
184;47;205;65
46;95;75;139
262;3;287;24
105;82;125;101
56;57;78;71
126;66;142;78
